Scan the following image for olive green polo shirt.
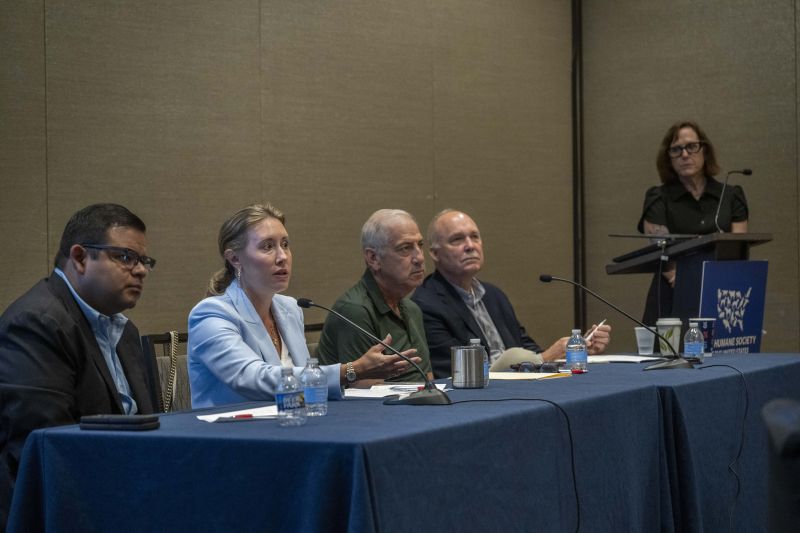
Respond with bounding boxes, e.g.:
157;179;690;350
317;270;432;382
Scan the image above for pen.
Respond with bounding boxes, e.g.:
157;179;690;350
214;414;277;422
585;319;607;342
390;386;424;392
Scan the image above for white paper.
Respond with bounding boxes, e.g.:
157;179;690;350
587;355;662;363
197;404;279;422
489;371;567;380
555;355;663;364
344;383;447;399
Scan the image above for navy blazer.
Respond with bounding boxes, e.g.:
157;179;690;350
412;270;541;379
0;273;159;528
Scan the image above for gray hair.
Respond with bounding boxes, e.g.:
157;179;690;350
361;209;417;256
426;208;459;250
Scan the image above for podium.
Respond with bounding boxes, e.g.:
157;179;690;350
607;233;772;351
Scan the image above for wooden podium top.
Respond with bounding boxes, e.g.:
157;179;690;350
605;232;772;275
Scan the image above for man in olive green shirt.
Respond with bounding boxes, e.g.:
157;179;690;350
318;209;433;385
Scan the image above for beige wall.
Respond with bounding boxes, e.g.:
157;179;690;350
1;1;574;345
582;0;800;352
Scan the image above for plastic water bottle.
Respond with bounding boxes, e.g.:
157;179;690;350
300;358;328;416
470;338;490;387
566;329;588;373
684;322;705;363
276;367;306;426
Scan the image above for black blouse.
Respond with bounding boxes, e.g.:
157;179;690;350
637;176;748;235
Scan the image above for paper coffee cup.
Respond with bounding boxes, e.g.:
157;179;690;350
656;318;682;356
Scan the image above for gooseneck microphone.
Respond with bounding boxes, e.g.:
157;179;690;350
538;275;693;370
296;298;451;405
714;168;752;233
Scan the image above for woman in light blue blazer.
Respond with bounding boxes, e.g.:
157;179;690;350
188;204;418;408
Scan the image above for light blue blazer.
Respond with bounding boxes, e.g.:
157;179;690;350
188;280;343;408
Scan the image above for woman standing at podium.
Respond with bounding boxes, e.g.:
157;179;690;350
637;121;749;324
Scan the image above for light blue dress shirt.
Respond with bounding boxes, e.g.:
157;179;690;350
451;278;506;352
53;268;137;414
188;280;344;408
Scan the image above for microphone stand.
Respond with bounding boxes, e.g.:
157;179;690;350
714;168;752;233
538;275;693;370
297;298;451;405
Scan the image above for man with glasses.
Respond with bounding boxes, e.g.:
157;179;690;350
0;203;160;528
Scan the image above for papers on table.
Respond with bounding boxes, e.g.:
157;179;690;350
555;354;663;364
588;355;662;363
489;371;568;380
197;405;278;423
345;383;448;399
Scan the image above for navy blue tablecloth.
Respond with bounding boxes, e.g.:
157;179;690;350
8;353;800;532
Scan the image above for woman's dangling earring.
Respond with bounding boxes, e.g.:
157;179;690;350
236;268;242;284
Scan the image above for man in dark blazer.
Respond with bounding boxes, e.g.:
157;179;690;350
0;204;160;529
412;209;611;379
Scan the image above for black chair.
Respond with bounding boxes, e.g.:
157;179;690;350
142;332;191;412
762;398;800;532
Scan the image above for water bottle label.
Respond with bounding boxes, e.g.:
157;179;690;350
685;342;704;356
304;386;327;404
566;349;586;364
276;391;305;412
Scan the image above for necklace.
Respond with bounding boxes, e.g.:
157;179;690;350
265;312;281;352
267;324;280;349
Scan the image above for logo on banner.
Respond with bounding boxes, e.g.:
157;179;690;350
700;260;767;353
717;287;751;333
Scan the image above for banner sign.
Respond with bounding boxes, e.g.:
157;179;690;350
699;260;768;353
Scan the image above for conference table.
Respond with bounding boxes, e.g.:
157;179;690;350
8;354;800;533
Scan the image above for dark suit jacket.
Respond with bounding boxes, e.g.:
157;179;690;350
412;270;541;379
0;273;159;529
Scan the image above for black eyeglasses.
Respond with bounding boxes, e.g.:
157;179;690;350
510;361;561;373
81;244;157;271
667;142;704;158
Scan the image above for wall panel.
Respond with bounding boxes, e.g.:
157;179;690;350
43;0;262;333
0;0;48;305
260;0;436;325
431;0;574;345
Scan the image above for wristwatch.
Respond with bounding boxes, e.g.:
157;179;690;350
345;362;357;384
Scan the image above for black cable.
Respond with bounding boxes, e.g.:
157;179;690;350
443;398;580;533
698;364;749;532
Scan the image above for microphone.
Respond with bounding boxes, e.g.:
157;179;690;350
714;168;752;233
538;275;693;370
296;298;451;405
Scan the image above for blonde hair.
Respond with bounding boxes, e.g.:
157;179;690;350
207;204;286;295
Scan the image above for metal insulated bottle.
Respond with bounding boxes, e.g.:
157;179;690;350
451;345;486;389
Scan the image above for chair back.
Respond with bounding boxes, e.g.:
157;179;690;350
142;332;191;412
762;398;800;533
